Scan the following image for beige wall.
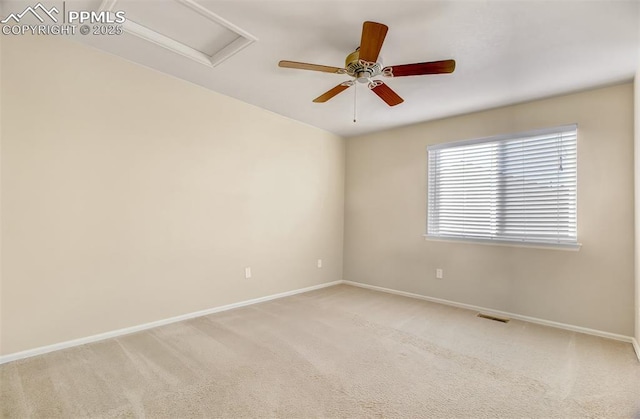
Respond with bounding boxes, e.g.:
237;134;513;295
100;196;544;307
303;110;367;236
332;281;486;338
636;64;640;343
0;29;4;354
345;83;635;336
0;36;345;355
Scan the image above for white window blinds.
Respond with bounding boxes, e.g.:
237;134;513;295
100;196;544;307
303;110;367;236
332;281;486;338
427;125;578;248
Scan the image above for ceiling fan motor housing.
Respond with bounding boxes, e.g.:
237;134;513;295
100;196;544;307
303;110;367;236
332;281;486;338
345;50;383;83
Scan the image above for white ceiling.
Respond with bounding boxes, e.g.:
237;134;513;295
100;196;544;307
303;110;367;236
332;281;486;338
9;0;640;137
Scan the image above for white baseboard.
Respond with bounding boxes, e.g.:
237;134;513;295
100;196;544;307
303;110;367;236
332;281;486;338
3;279;637;365
632;338;640;362
343;281;636;346
0;280;342;365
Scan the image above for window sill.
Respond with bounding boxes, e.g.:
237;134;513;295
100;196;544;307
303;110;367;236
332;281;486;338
423;235;582;251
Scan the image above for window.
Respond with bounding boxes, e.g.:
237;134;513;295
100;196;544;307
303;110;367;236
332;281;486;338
427;125;578;249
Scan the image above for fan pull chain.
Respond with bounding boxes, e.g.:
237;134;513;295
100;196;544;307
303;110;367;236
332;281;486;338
353;83;357;123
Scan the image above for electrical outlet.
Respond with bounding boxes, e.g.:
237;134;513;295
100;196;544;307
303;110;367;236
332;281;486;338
317;259;322;268
436;268;443;279
245;267;251;279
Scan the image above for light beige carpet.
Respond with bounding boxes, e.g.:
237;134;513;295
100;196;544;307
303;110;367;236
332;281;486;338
1;284;639;418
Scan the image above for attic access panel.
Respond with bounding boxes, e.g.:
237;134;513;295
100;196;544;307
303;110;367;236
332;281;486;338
99;0;257;67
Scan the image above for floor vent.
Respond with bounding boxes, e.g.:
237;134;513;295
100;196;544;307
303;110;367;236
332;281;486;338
477;313;510;323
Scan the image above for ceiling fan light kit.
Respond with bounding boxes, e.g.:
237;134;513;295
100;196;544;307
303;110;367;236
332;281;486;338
278;21;456;114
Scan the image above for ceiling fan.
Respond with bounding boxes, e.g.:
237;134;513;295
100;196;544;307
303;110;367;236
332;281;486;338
278;21;456;107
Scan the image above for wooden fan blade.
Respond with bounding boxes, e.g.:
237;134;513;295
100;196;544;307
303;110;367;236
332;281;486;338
370;82;404;106
278;60;343;74
359;21;388;63
385;59;456;77
313;84;352;103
